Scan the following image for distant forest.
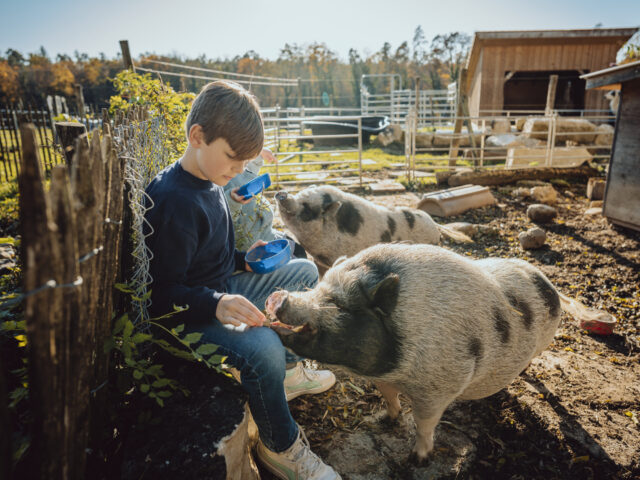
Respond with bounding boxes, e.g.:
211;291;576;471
0;28;472;109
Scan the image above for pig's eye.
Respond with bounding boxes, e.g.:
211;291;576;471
299;202;320;222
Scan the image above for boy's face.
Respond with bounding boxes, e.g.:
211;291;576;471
191;127;247;186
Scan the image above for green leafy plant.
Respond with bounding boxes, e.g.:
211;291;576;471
105;284;228;407
109;71;195;160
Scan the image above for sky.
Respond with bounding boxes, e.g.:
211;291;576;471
1;0;639;61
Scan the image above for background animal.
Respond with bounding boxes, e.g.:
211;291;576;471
275;185;470;270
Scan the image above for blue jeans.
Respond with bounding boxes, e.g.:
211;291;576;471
188;258;319;452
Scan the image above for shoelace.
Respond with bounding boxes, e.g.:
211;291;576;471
291;429;325;475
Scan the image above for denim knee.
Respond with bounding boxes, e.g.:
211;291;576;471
298;260;319;288
240;328;287;383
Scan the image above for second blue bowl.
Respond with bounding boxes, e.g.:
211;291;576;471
236;173;271;199
245;239;292;274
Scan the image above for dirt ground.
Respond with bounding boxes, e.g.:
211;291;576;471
120;177;639;480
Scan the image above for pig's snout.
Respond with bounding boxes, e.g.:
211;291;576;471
275;191;295;214
266;290;288;318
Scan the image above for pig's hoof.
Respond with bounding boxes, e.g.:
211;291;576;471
379;413;400;427
408;450;432;466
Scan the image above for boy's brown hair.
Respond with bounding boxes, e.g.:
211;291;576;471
186;80;264;160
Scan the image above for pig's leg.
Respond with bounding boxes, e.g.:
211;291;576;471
375;381;402;420
411;402;449;461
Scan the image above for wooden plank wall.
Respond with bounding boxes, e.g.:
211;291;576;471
472;41;623;115
603;77;640;230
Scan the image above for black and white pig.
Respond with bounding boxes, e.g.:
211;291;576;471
265;243;610;460
275;185;471;270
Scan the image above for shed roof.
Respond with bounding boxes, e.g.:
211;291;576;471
582;60;640;90
465;28;638;90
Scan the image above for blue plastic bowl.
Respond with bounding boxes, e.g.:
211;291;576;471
236;173;271;199
245;239;293;274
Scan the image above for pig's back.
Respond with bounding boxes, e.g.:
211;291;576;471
347;244;561;400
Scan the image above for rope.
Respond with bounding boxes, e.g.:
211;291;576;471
136;66;296;88
143;58;297;84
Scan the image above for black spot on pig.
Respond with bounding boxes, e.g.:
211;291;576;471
468;337;483;361
387;216;396;236
321;193;333;208
336;201;363;236
402;209;415;229
530;272;561;318
493;307;511;343
506;292;534;330
380;231;392;242
299;202;320;222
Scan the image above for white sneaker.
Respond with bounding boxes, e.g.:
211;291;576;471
256;428;341;480
284;362;336;401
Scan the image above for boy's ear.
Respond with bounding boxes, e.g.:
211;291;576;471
188;124;205;147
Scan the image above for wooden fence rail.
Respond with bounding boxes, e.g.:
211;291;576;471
17;122;123;479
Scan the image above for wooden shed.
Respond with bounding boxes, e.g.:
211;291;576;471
465;28;638;116
582;61;640;231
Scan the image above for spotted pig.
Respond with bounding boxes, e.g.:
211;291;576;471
275;185;470;270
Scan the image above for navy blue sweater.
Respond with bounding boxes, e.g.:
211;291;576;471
144;160;246;322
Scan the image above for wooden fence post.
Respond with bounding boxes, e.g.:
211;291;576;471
448;68;469;166
0;359;10;480
545;74;559;116
55;122;87;166
19;124;65;479
87;132;124;464
119;40;136;72
75;84;86;123
49;165;84;480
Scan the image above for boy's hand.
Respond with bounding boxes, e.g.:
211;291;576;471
230;187;253;205
216;294;265;327
261;148;276;164
245;240;268;272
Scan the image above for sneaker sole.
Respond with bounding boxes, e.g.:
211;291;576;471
255;446;298;480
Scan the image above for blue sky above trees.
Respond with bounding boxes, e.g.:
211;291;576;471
1;0;639;61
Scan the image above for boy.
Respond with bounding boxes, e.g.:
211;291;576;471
145;80;340;480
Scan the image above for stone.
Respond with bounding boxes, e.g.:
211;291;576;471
519;228;547;249
505;146;592;169
513;187;531;198
516;180;549;187
515;116;535;131
527;204;558;224
587;177;606;200
375;124;404;147
491;118;511;135
530;185;558;205
585;207;603;216
491;118;511;134
595;124;614;147
415;132;433;148
522;117;598;144
369;181;406;194
589;200;603;208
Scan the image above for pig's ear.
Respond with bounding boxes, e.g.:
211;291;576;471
368;274;400;315
323;201;342;217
